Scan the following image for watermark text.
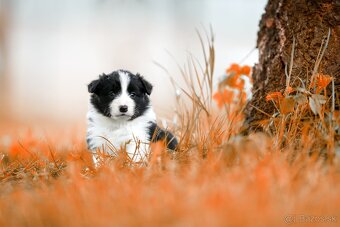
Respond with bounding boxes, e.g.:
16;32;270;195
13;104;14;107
284;214;337;224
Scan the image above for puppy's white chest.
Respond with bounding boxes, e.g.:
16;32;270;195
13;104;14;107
87;108;156;162
104;124;144;145
96;124;131;146
88;124;149;160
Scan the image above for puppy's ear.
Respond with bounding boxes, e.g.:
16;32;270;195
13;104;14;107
88;73;108;94
137;74;153;95
88;79;101;94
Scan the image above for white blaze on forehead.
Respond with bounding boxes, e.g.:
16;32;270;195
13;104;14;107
109;70;135;119
118;70;130;94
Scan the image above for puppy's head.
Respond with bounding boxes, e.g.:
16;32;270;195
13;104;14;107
88;70;153;120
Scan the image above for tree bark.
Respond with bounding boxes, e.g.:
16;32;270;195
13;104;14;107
246;0;340;127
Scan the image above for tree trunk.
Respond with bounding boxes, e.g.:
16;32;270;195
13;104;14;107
246;0;340;127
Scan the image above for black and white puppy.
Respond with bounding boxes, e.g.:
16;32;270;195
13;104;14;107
86;70;177;163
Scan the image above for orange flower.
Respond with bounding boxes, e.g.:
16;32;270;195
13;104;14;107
234;78;245;90
226;64;241;75
213;89;235;108
240;65;251;76
266;92;283;101
215;63;253;108
226;64;251;77
220;74;244;90
311;73;332;94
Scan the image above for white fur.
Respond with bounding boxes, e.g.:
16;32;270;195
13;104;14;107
87;105;156;163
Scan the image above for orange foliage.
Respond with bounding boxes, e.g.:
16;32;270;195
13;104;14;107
0;129;339;226
265;91;283;101
311;73;332;94
221;75;246;90
214;63;252;110
226;63;240;74
9;131;42;159
213;89;235;108
279;97;295;114
226;63;251;77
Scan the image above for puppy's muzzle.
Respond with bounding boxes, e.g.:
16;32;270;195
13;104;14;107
119;105;128;113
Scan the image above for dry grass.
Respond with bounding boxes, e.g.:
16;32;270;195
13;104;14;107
0;32;339;227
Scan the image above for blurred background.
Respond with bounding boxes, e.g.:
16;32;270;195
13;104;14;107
0;0;267;127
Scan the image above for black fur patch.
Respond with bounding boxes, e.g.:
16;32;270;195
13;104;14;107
88;72;122;117
127;73;152;120
148;122;178;150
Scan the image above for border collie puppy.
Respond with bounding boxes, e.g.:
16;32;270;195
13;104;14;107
86;70;177;164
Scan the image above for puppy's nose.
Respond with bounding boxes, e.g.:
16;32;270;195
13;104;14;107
119;105;128;113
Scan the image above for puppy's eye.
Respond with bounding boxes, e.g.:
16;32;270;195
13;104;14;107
108;91;115;96
130;92;136;97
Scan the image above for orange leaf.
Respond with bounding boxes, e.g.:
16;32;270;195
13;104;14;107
213;89;235;108
266;92;283;102
311;73;332;94
222;89;235;104
226;63;240;75
240;65;251;76
280;97;295;114
222;75;244;90
213;91;224;108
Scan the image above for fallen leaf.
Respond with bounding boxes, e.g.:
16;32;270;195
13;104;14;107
280;97;295;114
311;94;327;104
309;96;322;116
